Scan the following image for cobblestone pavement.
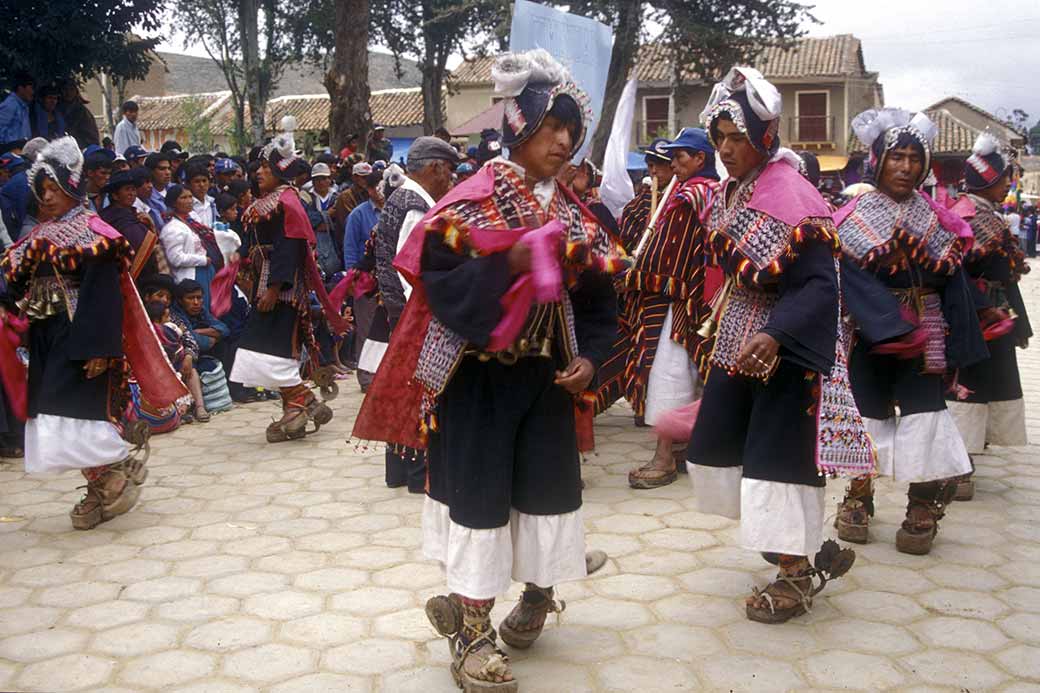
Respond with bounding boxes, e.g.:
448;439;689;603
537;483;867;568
1;263;1039;692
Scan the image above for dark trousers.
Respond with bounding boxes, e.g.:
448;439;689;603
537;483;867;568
385;449;425;492
353;294;377;389
686;361;824;487
426;355;583;529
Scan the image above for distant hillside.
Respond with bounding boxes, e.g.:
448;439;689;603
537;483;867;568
156;50;422;97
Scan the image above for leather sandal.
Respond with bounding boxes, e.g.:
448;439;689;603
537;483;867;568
266;406;308;442
746;540;855;624
896;482;955;555
425;594;517;693
499;585;564;649
834;478;874;544
70;470;141;530
628;458;678;489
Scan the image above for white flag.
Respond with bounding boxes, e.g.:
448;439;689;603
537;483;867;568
599;78;638;220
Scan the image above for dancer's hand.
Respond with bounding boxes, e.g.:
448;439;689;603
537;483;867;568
736;332;779;378
555;357;594;393
84;358;109;379
507;242;532;275
257;286;279;312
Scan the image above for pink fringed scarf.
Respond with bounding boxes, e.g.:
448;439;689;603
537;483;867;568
353;165;627;452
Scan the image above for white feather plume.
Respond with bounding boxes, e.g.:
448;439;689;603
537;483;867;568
971;130;1001;157
280;115;298;133
851;108;937;149
908;112;938;147
263;131;297;161
700;66;781;125
852;108;900;149
40;136;82;171
491;49;571;97
382;163;406;190
28;136;84;193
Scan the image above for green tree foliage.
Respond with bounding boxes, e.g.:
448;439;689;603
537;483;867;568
180;97;216;153
1027;119;1040;154
0;0;163;86
293;0;508;135
172;0;297;148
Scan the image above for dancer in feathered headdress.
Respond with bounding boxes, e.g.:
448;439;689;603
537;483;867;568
832;109;990;555
678;67;863;624
229;126;349;443
944;132;1031;490
1;137;187;529
353;48;629;691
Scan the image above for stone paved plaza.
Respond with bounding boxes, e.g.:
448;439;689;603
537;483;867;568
1;264;1039;692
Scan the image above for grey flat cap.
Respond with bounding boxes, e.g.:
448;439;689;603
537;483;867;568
407;136;462;164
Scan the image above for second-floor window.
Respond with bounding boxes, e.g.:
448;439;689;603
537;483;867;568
644;96;670;142
797;91;829;142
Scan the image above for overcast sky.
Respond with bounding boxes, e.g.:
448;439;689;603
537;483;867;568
806;0;1040;126
153;0;1040;127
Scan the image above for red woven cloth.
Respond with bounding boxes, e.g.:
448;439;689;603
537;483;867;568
209;260;240;317
0;313;27;421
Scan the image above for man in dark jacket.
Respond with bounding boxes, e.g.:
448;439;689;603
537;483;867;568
372;136;457;491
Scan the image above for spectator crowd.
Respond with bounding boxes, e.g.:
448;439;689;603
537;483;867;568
0;71;509;462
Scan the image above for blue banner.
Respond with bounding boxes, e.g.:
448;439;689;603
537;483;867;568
508;0;613;161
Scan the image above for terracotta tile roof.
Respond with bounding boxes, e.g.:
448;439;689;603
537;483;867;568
451;34;868;86
371;88;427;127
266;88;427;130
450;57;495;85
924;108;979;155
156;51;422;97
751;34;866;80
132;88;427;134
265;94;330;132
925;96;1027;140
129;91;232;130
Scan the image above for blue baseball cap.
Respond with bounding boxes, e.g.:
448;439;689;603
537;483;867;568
661;128;717;180
640;137;672;164
214;158;240;174
662;128;714;155
83;144;116;161
0;153;25;172
123;144;148;160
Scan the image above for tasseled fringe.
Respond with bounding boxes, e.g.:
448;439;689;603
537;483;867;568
4;233;132;285
622;270;693;301
347;436;428;462
347;436;384;453
709;219;840;288
859;226;965;277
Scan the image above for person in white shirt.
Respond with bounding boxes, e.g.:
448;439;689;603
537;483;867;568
161;183;218;315
112;101;140;157
1006;208;1022;241
185;162;217;229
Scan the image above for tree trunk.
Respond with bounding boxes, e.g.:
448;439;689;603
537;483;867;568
420;14;447;135
325;0;371;151
239;0;265;145
588;1;642;165
421;65;445;134
95;75;115;134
